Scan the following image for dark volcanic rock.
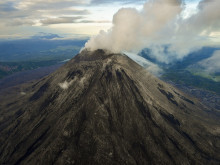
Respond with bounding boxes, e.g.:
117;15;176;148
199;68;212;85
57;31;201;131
0;49;220;165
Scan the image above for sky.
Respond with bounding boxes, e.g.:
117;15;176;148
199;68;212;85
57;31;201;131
0;0;145;39
0;0;206;39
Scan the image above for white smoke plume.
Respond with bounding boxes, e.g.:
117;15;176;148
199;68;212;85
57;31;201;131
85;0;182;53
84;0;220;63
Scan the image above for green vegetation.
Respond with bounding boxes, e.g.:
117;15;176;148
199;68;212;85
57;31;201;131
154;47;220;95
189;71;220;82
0;60;62;79
0;39;86;61
0;38;87;79
162;70;220;95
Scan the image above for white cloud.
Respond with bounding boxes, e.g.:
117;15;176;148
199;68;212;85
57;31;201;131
40;16;84;25
15;0;90;10
0;0;91;26
124;52;163;76
85;0;182;53
0;0;145;38
198;50;220;73
84;0;220;63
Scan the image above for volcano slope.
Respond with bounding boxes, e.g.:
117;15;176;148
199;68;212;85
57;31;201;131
0;49;220;165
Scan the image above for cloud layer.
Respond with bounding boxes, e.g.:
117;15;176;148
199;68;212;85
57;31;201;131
198;50;220;73
40;16;84;25
124;52;163;76
0;0;145;27
85;0;220;63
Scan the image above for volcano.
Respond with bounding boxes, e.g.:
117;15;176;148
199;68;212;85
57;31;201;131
0;49;220;165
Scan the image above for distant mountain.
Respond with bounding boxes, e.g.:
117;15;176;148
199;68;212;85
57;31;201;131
0;49;219;165
31;32;62;40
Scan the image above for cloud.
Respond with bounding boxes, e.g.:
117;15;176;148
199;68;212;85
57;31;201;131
90;0;145;5
0;0;91;27
16;0;90;9
40;16;109;26
177;0;220;36
85;0;182;52
0;0;145;39
80;20;111;23
0;2;17;13
7;18;35;26
0;2;25;18
40;16;84;25
198;50;220;73
84;0;220;63
34;8;90;16
124;52;163;76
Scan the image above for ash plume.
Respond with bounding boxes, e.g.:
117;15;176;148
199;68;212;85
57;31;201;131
84;0;220;63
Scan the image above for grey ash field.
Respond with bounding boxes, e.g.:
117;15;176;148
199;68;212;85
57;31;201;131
0;49;220;165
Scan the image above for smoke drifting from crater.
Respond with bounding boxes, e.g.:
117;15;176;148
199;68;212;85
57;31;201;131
84;0;220;63
85;0;182;53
